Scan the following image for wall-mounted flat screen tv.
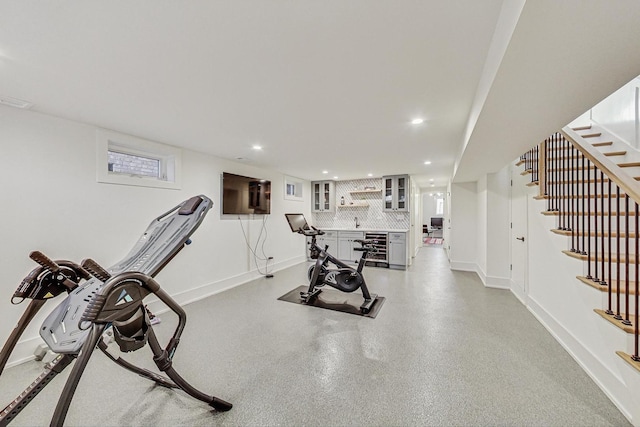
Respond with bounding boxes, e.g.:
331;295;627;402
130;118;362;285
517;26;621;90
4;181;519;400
221;172;271;215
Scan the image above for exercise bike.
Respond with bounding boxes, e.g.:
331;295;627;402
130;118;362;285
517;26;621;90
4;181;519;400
285;213;378;314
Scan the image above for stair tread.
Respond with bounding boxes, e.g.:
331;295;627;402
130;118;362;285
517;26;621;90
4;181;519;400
563;250;639;264
591;141;614;147
536;194;628;199
555;151;626;158
549;141;613;149
551;229;637;237
536;193;628;200
542;211;637;216
549;160;639;170
616;351;640;373
594;309;637;333
572;125;592;131
576;276;637;295
546;178;639;184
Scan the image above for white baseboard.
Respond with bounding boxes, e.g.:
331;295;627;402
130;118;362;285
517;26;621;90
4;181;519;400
526;296;634;424
449;261;476;271
451;262;509;289
484;275;510;289
4;255;306;369
4;335;45;369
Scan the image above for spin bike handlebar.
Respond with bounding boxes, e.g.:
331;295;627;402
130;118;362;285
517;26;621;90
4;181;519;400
297;226;325;237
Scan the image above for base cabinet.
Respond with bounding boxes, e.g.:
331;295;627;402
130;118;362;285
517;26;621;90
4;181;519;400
388;232;407;269
307;229;406;268
337;231;364;263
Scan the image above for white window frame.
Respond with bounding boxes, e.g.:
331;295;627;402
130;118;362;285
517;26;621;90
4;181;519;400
96;129;182;190
284;175;304;201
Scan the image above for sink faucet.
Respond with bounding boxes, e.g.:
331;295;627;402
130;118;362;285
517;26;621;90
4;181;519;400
355;217;360;228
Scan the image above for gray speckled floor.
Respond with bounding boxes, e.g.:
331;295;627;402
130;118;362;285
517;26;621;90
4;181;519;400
0;247;631;426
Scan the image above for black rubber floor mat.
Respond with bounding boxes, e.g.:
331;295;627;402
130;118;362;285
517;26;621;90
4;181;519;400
277;285;385;318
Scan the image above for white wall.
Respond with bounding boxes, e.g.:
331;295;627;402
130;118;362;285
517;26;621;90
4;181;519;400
524;184;640;425
449;182;478;271
591;76;640;148
485;166;511;288
450;169;510;286
0;106;310;366
476;176;488;276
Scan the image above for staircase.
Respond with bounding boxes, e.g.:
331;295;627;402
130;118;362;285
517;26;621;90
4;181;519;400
518;124;640;373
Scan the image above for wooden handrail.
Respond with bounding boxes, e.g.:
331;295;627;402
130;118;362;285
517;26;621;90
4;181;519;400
562;127;640;205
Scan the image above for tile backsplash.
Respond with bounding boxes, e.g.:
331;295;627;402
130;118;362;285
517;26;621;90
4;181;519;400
312;178;410;230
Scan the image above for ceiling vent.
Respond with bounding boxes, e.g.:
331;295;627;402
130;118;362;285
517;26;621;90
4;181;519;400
0;96;33;109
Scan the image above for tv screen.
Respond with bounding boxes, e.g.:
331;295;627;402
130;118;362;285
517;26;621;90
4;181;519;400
222;172;271;215
431;217;443;228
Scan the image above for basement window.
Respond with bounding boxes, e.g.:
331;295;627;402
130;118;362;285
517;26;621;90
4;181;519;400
96;129;182;190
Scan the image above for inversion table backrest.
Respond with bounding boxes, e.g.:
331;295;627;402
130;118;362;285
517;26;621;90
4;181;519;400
40;195;212;354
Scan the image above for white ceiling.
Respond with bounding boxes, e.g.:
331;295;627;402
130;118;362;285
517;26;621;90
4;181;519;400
2;1;640;189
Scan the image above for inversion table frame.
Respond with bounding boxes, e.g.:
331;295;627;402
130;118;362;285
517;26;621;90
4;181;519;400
0;195;232;426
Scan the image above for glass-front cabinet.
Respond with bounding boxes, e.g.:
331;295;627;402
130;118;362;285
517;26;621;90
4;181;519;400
311;180;335;212
383;175;409;212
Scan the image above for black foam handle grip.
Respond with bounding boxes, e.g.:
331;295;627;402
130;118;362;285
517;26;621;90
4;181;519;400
30;251;60;272
81;258;112;282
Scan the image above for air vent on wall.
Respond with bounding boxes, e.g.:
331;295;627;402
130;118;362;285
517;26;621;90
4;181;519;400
0;95;33;109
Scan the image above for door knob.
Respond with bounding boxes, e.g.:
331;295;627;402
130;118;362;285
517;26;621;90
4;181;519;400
516;236;525;242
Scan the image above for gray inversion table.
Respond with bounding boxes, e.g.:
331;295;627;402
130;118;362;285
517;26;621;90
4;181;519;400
0;195;232;427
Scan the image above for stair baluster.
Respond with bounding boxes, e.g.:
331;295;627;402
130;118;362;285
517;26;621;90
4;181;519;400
601;171;607;288
572;142;579;252
623;194;632;327
592;163;598;282
615;186;622;320
635;204;639;362
607;179;613;316
544;140;549;197
580;156;587;255
587;158;592;278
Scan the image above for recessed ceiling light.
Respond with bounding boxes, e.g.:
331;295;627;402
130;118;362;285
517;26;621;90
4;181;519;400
429;179;434;182
333;176;338;180
322;170;328;174
411;118;424;125
367;173;373;177
252;145;262;150
424;161;431;165
431;184;435;187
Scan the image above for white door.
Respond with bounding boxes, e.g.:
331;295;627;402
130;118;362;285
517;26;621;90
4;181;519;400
510;165;528;300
